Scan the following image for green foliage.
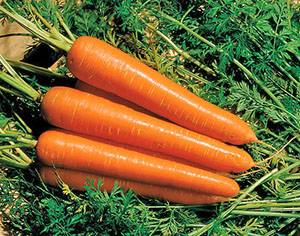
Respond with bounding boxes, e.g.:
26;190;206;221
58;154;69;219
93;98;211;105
0;0;300;235
1;168;202;235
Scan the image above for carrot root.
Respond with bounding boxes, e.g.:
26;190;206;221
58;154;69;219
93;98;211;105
40;166;228;205
41;87;255;173
36;129;240;197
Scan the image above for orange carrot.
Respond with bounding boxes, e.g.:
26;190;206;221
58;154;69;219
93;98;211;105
41;87;254;173
67;36;257;145
40;166;228;204
75;80;161;118
82;132;230;177
36;130;240;197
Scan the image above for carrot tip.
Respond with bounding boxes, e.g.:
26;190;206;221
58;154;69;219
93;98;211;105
246;131;259;143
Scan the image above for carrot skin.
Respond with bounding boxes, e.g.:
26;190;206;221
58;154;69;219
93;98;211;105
67;36;257;145
40;166;228;204
41;87;254;173
82;132;231;177
36;130;240;197
75;80;161;118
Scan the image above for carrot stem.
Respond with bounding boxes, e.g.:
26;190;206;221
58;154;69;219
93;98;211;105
0;144;32;150
13;111;32;134
0;155;30;169
0;85;24;97
16;137;37;147
30;6;73;45
0;55;43;101
0;55;33;89
0;54;42;100
266;131;300;154
230;210;300;218
176;66;209;84
0;131;34;140
285;173;300;180
271;161;300;180
0;72;39;100
30;6;66;43
0;127;33;165
6;59;67;79
236;201;300;209
55;11;76;41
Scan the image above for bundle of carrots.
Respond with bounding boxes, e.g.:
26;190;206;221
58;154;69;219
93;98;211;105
37;36;258;204
0;6;258;204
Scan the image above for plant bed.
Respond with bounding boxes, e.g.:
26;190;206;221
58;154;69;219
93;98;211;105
0;0;299;235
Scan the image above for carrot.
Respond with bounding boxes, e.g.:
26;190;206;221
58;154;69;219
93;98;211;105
67;36;257;145
41;86;254;173
75;80;161;118
74;82;228;176
83;132;230;177
36;129;240;197
40;166;228;204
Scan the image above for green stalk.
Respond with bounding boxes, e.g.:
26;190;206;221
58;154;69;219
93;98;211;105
16;137;37;147
285;173;300;180
265;218;297;236
176;66;209;84
236;201;300;209
271;161;300;179
0;131;34;139
274;63;300;87
0;144;32;150
269;75;300;102
0;53;45;102
0;133;19;138
284;157;300;163
0;72;40;101
0;156;30;169
145;22;216;76
189;168;279;236
13;112;32;134
240;198;300;205
1;150;22;162
55;11;76;41
264;130;300;154
230;210;300;218
0;85;24;97
242;73;286;111
285;191;300;199
160;12;287;110
2;149;31;167
0;54;37;91
0;5;71;52
0;128;32;164
6;59;67;79
0;72;37;99
269;207;300;212
30;5;73;46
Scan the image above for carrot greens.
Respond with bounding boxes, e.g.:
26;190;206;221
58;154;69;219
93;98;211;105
0;0;299;235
